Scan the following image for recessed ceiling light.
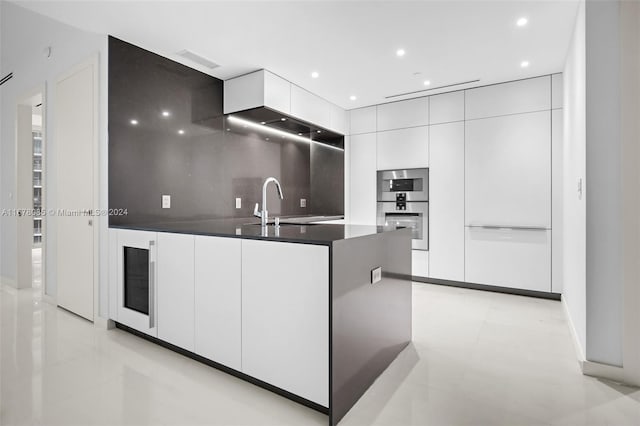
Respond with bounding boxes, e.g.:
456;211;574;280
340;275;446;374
517;17;528;27
260;121;266;125
178;129;185;135
311;71;319;78
317;130;322;133
423;80;431;86
161;110;170;117
226;128;231;131
281;118;287;121
298;133;302;135
396;48;406;57
521;60;530;68
350;95;357;101
130;119;138;125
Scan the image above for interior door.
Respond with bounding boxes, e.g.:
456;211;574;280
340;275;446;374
55;59;97;321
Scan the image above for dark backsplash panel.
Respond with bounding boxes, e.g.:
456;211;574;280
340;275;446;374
108;37;343;225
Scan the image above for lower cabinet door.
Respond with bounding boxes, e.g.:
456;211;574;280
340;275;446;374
465;227;551;292
412;250;429;278
241;239;329;407
157;233;195;351
194;236;241;371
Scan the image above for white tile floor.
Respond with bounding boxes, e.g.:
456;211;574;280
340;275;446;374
1;283;638;426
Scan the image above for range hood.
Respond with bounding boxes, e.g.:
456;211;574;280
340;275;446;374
229;107;344;149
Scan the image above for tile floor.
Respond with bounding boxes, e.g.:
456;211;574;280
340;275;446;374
1;283;638;425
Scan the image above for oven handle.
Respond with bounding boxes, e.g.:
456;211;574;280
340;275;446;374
467;224;549;231
149;241;155;329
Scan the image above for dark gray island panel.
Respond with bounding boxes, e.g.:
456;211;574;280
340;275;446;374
331;228;413;425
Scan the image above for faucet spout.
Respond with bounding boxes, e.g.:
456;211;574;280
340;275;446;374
260;177;284;227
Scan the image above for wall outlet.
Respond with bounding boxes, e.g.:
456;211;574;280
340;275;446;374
300;198;307;208
235;197;242;209
162;195;171;209
371;267;382;284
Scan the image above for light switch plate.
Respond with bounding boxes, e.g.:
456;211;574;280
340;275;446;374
162;195;171;209
300;198;307;208
371;267;382;284
235;198;242;209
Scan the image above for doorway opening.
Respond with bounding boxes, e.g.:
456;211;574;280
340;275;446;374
16;89;45;292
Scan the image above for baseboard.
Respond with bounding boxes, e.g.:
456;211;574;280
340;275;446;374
582;360;627;384
561;295;586;363
415;276;561;300
42;293;57;306
0;275;17;288
94;316;115;330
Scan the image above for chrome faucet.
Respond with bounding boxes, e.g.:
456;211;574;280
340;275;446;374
254;177;284;227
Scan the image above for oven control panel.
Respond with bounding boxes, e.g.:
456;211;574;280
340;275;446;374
396;193;407;210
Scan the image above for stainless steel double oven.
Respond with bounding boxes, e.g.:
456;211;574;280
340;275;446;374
376;168;429;250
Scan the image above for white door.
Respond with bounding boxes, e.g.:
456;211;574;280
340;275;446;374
55;58;97;321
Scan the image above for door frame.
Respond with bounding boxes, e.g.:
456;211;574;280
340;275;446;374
15;84;47;295
54;54;100;322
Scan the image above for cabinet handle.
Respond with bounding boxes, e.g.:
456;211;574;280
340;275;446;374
149;241;155;329
467;224;549;231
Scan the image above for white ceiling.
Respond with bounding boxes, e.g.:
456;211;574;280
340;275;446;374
15;0;580;109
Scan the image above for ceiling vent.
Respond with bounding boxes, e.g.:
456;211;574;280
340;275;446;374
385;79;480;99
176;50;220;70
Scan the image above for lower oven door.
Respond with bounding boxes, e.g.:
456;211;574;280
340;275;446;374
377;202;428;250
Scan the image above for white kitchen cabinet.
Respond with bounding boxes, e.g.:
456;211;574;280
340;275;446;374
263;70;292;114
429;122;465;281
194;236;241;371
291;85;332;129
552;73;563;109
551;109;564;293
429;91;465;125
350;133;377;225
241;239;329;407
465;227;551;292
465;111;551;228
224;70;291;115
157;232;195;351
465;76;551;120
377;97;429;131
330;103;348;135
349;106;377;134
376;126;428;170
116;229;158;337
412;250;429;278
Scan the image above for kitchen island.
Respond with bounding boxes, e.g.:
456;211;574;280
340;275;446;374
108;219;412;425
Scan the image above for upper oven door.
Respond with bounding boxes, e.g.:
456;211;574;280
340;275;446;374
377;168;429;202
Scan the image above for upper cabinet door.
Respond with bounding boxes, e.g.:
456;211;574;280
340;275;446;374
349;106;377;135
465;76;551;120
377;97;429;131
465;111;551;228
551;73;563;109
429;91;464;125
263;71;291;114
350;133;377;225
329;103;348;135
376;126;428;170
290;85;332;128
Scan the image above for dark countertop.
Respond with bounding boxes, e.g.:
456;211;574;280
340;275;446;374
109;217;404;246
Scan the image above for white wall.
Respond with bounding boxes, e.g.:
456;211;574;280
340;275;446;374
563;0;640;376
562;0;587;359
584;0;623;367
0;2;109;317
619;0;640;387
